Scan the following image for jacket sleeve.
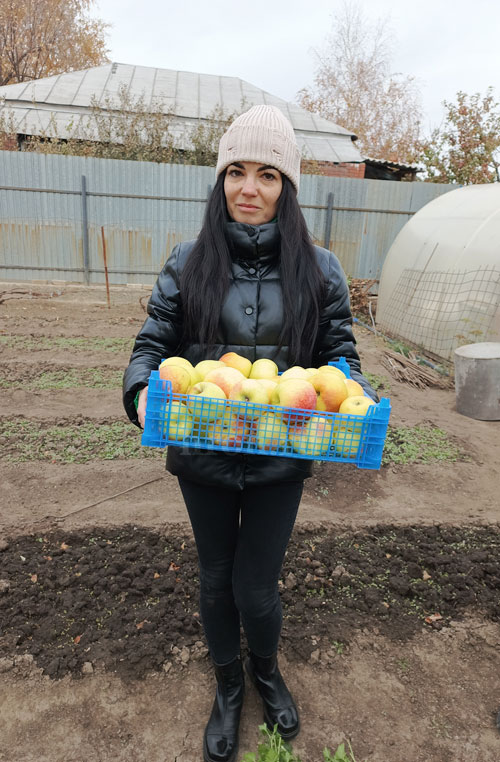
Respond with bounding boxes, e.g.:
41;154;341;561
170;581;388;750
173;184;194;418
122;244;184;425
313;250;378;402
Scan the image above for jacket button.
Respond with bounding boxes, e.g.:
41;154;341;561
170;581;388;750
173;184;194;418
245;307;253;315
248;267;256;275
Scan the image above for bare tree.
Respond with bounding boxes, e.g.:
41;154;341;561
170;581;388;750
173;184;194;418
0;0;109;86
297;1;422;163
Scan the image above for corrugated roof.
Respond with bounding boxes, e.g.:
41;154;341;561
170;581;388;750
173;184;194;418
0;62;363;164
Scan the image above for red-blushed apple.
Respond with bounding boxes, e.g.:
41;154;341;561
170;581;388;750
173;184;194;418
289;415;334;457
254;412;288;451
249;358;279;379
338;395;376;416
160;356;200;386
229;378;270;415
186;381;227;421
209;411;249;447
271;379;317;424
278;366;310;382
162;401;193;441
312;372;348;413
344;378;364;397
204;366;245;397
195;359;226;379
219;352;252;378
158;362;192;394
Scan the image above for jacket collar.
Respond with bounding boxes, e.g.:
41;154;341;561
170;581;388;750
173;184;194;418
225;221;280;263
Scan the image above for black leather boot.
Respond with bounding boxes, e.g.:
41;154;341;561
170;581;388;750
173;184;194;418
203;657;245;762
245;651;300;740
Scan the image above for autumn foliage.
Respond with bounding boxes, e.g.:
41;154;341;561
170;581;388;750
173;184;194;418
0;0;109;86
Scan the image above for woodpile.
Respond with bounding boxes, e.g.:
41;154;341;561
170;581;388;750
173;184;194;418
381;349;453;389
349;279;378;319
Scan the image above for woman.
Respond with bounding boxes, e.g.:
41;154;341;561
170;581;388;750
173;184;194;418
123;105;376;762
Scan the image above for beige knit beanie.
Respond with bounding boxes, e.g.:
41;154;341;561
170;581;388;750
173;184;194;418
215;105;301;192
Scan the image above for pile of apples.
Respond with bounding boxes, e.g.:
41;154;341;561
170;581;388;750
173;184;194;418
156;352;376;457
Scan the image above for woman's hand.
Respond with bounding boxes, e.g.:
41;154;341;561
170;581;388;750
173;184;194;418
137;387;148;429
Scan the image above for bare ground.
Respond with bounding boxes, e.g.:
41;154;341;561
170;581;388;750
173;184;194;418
0;282;499;762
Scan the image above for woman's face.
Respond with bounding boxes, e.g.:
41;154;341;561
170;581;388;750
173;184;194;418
224;161;283;225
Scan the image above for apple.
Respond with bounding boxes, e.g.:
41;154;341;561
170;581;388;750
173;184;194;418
159;357;199;387
204;366;246;397
220;352;252;378
344;378;364;397
254;412;288;451
271;378;317;424
209;411;249;447
195;359;226;379
158;363;192;394
316;365;347;379
255;378;279;402
338;395;376;416
249;358;279;380
311;372;348;413
186;381;227;421
278;366;310;382
289;415;334;457
162;401;193;441
331;421;363;457
229;378;270;414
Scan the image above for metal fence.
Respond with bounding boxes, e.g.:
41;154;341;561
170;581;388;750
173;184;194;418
0;151;456;285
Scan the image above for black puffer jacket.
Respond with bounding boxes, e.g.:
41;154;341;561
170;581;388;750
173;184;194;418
123;221;376;489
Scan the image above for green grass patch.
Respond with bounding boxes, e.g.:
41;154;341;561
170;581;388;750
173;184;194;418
382;424;466;466
0;335;133;353
242;723;357;762
363;371;390;391
0;419;162;463
0;367;123;390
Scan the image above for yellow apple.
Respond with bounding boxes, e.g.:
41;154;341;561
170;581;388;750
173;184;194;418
254;412;288;451
338;395;376;416
186;381;227;421
344;378;364;397
229;378;270;414
255;378;279;401
195;359;226;379
249;358;279;380
158;363;192;394
331;421;363;457
159;357;199;387
278;366;311;382
311;372;348;413
204;366;246;398
316;365;347;379
219;352;252;378
289;415;334;457
162;401;193;441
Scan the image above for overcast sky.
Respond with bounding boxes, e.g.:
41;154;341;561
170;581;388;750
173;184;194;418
96;0;500;134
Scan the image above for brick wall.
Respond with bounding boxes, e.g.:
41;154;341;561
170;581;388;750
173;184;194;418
301;159;365;179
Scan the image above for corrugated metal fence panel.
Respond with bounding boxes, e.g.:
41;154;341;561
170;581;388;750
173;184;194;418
0;151;456;284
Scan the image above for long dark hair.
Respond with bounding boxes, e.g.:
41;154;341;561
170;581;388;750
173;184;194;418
179;171;326;366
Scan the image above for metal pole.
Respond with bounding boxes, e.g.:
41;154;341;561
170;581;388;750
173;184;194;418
323;192;334;249
101;226;111;309
81;175;90;285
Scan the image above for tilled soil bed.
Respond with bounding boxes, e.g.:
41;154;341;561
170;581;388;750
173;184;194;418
1;524;499;681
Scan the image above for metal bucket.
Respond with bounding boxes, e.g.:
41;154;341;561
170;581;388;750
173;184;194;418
454;342;500;420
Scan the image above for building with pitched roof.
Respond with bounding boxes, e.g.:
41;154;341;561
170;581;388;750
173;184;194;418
0;62;367;177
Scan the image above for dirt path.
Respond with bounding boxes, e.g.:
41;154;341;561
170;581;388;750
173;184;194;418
1;282;499;762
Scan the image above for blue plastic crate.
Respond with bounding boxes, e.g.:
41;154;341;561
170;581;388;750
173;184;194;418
141;358;391;470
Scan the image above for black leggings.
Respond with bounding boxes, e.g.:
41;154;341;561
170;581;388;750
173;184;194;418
178;478;303;665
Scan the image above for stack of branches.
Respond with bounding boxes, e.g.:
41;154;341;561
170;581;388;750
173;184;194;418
381;349;453;390
349;279;378;319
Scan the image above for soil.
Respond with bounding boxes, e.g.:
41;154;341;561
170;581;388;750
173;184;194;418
1;282;500;762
